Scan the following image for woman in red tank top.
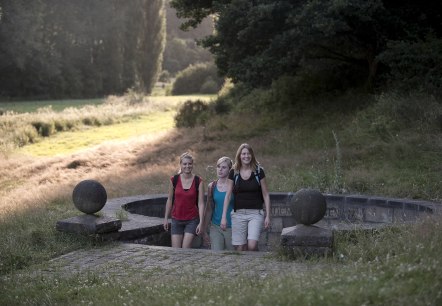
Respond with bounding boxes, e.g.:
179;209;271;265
163;152;204;248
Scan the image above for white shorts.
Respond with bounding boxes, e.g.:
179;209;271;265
231;209;264;246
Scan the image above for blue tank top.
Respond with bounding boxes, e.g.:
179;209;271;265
212;185;234;227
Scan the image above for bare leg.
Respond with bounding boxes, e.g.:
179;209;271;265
172;234;183;248
182;233;195;248
247;239;259;251
235;244;248;251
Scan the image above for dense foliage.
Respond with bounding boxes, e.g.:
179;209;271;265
171;62;224;95
0;0;165;99
174;99;209;127
171;0;442;97
163;0;214;75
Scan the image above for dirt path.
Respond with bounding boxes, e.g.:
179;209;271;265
0;128;179;213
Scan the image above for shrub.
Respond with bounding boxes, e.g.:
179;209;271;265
82;116;102;126
218;78;234;97
13;126;39;147
200;77;219;94
374;93;441;132
174;99;209;127
352;92;442;141
54;119;69;132
213;96;232;114
158;70;171;83
40;121;55;137
171;62;224;95
31;121;55;137
379;38;442;97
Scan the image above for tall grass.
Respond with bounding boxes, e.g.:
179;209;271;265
0;216;441;305
0;98;105;113
0;94;214;156
198;92;442;200
0;91;441;304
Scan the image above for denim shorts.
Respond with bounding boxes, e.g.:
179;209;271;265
231;209;264;245
171;218;199;235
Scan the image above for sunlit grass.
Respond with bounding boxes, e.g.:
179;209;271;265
0;94;215;156
19;111;175;157
0;98;105;113
0;92;441;305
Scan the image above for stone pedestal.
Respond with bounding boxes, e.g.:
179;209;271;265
56;214;122;235
281;224;333;257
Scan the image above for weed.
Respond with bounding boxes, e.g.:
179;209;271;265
0;91;441;305
115;209;129;221
332;130;345;193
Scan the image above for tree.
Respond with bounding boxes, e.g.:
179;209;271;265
171;0;442;94
0;0;166;98
163;0;213;75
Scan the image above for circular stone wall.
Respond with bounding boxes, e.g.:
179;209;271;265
101;192;441;250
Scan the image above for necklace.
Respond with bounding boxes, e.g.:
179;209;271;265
216;179;228;192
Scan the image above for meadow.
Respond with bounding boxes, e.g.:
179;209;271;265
0;98;105;113
0;92;441;305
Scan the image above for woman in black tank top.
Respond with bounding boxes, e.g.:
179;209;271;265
220;143;271;251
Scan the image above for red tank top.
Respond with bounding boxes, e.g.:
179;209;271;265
171;175;199;220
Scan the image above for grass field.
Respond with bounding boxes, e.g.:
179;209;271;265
0;92;441;305
0;94;215;156
0;98;105;113
18;112;175;156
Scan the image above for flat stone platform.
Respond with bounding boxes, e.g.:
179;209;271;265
42;194;440;283
44;243;315;281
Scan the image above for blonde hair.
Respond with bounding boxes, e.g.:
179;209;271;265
178;152;194;173
233;143;259;171
179;152;193;163
216;156;233;169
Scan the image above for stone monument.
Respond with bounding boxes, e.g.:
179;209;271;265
56;180;122;235
280;188;333;257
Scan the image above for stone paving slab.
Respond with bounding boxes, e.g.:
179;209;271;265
43;243;314;281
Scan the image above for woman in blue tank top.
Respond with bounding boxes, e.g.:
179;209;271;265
202;157;235;250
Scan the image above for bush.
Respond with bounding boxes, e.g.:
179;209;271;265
31;121;55;137
174;99;209;127
171;62;224;95
213;96;232;114
200;77;219;94
13;126;39;147
355;93;442;140
379;38;442;97
158;70;171;83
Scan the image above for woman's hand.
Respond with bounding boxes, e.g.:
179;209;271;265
163;219;169;231
220;217;227;230
264;216;271;230
196;222;202;235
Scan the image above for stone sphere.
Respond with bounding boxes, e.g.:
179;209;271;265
289;188;326;225
72;180;107;214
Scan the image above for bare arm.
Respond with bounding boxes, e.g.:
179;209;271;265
220;179;233;230
202;182;214;232
260;177;271;229
163;179;174;231
195;179;205;235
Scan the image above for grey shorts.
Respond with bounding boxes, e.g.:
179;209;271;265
210;224;234;251
171;218;199;236
231;209;264;245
